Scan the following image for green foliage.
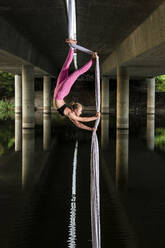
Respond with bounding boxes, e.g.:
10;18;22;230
155;128;165;152
0;100;15;120
156;75;165;92
0;120;14;157
8;137;15;148
0;71;14;99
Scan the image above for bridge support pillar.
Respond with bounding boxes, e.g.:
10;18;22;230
117;66;129;129
15;75;22;113
43;75;51;113
146;78;155;114
101;77;109;113
22;65;35;129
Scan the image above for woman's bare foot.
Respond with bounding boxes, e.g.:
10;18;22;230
92;52;99;59
66;38;77;44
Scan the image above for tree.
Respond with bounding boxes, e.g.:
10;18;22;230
156;75;165;92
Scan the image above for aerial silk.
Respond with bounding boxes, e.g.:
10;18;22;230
67;1;101;247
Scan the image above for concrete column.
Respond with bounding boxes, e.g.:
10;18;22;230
147;115;155;151
43;113;51;151
43;75;51;113
116;129;129;193
101;114;109;150
15;75;22;113
101;77;109;113
22;65;35;128
146;78;155;114
117;67;129;129
15;113;22;151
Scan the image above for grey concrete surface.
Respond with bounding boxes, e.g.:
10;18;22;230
0;0;164;77
147;78;155;114
22;65;35;129
117;67;129;129
14;74;22;113
102;1;165;78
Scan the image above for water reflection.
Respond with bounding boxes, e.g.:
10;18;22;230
101;129;137;248
15;113;22;151
116;129;129;194
22;129;35;190
43;113;51;151
101;114;109;150
67;141;78;247
147;115;155;151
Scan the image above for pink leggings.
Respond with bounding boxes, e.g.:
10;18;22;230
53;47;94;100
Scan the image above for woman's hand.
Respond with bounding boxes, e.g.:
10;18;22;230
92;52;99;59
96;112;101;118
91;127;97;131
66;38;77;44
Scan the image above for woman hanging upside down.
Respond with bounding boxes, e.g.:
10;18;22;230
53;38;100;131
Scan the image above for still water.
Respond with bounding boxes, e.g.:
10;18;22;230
0;112;165;248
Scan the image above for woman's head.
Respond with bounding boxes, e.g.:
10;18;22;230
70;102;83;116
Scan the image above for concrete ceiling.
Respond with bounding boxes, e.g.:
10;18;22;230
102;1;165;78
0;0;164;76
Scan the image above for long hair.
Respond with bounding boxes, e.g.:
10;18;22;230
70;102;83;111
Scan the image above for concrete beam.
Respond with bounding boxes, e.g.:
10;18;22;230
102;1;165;77
0;17;56;76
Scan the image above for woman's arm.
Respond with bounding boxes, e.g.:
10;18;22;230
68;112;100;122
71;119;94;131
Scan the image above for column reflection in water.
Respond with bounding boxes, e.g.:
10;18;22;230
116;129;129;193
15;113;22;151
101;114;109;150
67;141;78;248
147;115;155;151
22;129;35;190
43;113;51;151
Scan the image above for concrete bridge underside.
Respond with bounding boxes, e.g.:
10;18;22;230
0;0;164;77
102;1;165;78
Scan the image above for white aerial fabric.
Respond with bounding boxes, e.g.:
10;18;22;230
67;1;101;247
66;0;78;69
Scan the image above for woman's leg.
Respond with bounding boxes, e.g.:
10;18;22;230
55;58;94;100
57;47;74;83
54;47;74;99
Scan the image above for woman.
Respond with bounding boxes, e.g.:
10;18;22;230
53;38;100;131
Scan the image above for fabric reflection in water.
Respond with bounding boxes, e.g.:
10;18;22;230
67;141;78;247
